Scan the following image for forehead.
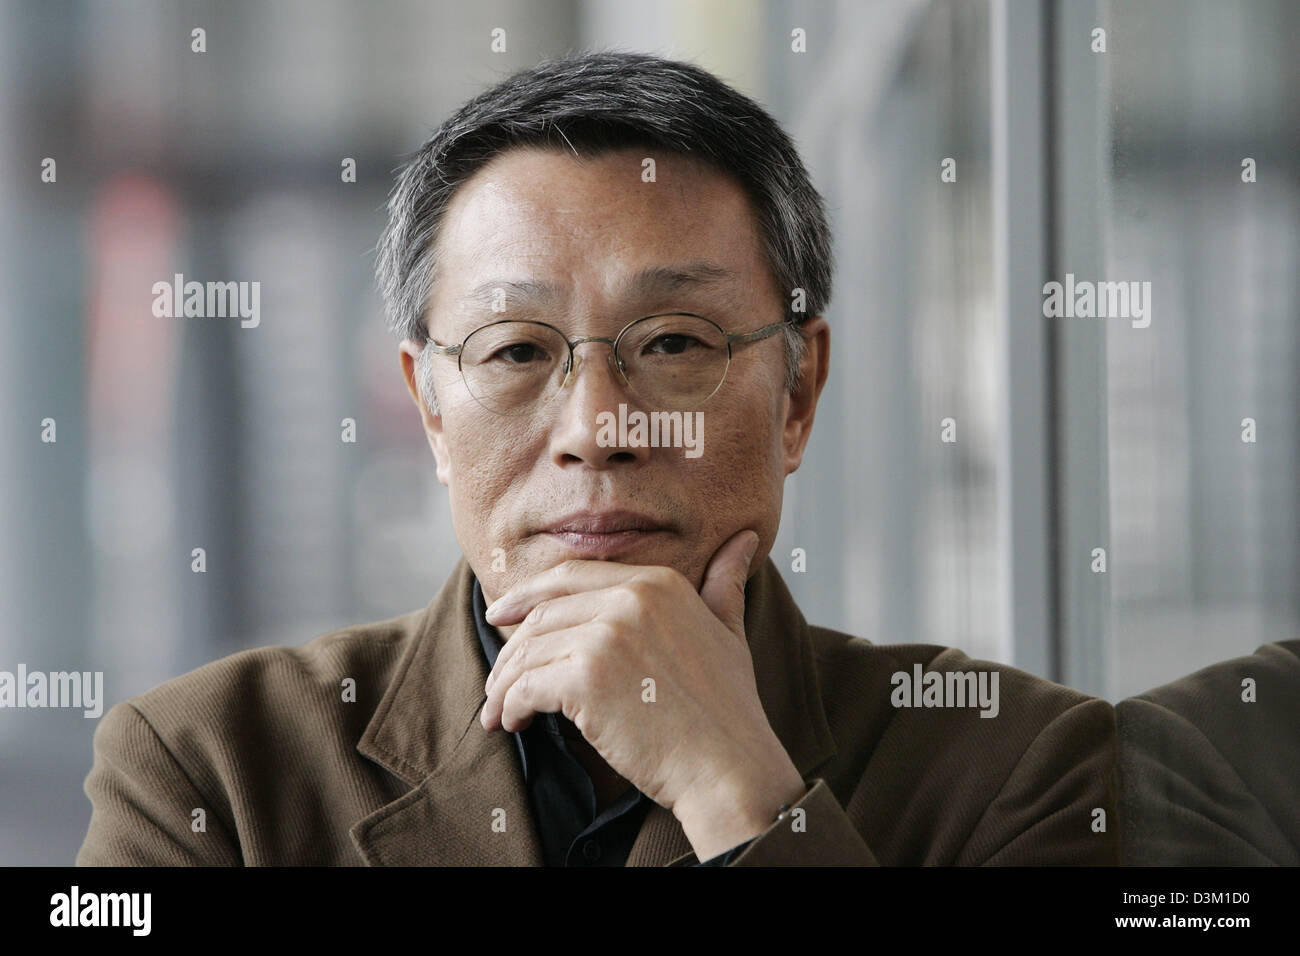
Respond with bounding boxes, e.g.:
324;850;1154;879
427;146;773;327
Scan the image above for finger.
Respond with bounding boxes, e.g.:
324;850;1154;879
497;656;582;733
486;558;656;625
482;623;587;729
486;588;612;694
698;529;760;636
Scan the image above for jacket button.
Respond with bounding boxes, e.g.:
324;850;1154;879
581;839;602;862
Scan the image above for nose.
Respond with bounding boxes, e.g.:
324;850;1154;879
547;342;650;468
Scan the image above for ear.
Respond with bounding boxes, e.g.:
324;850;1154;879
398;339;453;487
782;316;830;476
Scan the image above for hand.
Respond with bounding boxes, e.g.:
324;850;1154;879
480;529;807;859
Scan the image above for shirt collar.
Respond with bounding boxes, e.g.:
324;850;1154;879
470;574;503;668
470;574;530;779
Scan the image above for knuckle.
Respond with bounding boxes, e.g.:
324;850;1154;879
525;600;547;628
574;652;599;688
622;584;657;626
592;619;619;648
616;590;642;629
624;578;655;609
648;565;679;588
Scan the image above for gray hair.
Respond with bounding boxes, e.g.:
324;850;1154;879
375;50;833;415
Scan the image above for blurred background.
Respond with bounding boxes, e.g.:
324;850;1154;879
0;0;1296;864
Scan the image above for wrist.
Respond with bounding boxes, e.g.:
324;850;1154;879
674;756;807;861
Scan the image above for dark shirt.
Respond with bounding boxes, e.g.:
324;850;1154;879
471;575;754;866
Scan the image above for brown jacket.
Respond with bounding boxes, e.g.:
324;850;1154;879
76;556;1118;865
1117;640;1300;865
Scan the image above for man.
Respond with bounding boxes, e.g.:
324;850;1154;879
77;51;1116;866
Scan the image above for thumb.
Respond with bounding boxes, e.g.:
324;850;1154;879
699;529;761;636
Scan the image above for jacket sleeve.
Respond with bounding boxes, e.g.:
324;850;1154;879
960;697;1119;864
1115;641;1300;865
76;700;242;866
664;696;1118;866
666;778;879;866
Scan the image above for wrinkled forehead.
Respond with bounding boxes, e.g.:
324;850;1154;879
426;146;774;338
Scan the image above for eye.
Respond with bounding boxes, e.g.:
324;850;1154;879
488;342;548;364
644;333;705;356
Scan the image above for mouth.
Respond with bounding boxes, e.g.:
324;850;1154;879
540;510;670;557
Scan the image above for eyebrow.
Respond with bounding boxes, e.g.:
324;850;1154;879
456;262;738;315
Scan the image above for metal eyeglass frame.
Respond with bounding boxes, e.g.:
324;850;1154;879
423;311;797;411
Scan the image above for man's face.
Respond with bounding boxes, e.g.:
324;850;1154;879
399;145;827;605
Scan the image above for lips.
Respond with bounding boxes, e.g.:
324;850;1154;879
543;510;668;535
536;509;672;558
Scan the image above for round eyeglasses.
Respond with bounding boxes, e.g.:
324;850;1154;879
423;312;795;417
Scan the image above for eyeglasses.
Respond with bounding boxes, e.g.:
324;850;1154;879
424;312;795;417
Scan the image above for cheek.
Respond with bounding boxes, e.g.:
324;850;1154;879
442;412;542;525
692;393;783;494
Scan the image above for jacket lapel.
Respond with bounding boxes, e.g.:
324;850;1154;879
350;553;836;867
350;557;542;865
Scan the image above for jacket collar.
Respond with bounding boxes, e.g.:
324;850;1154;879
349;554;837;866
